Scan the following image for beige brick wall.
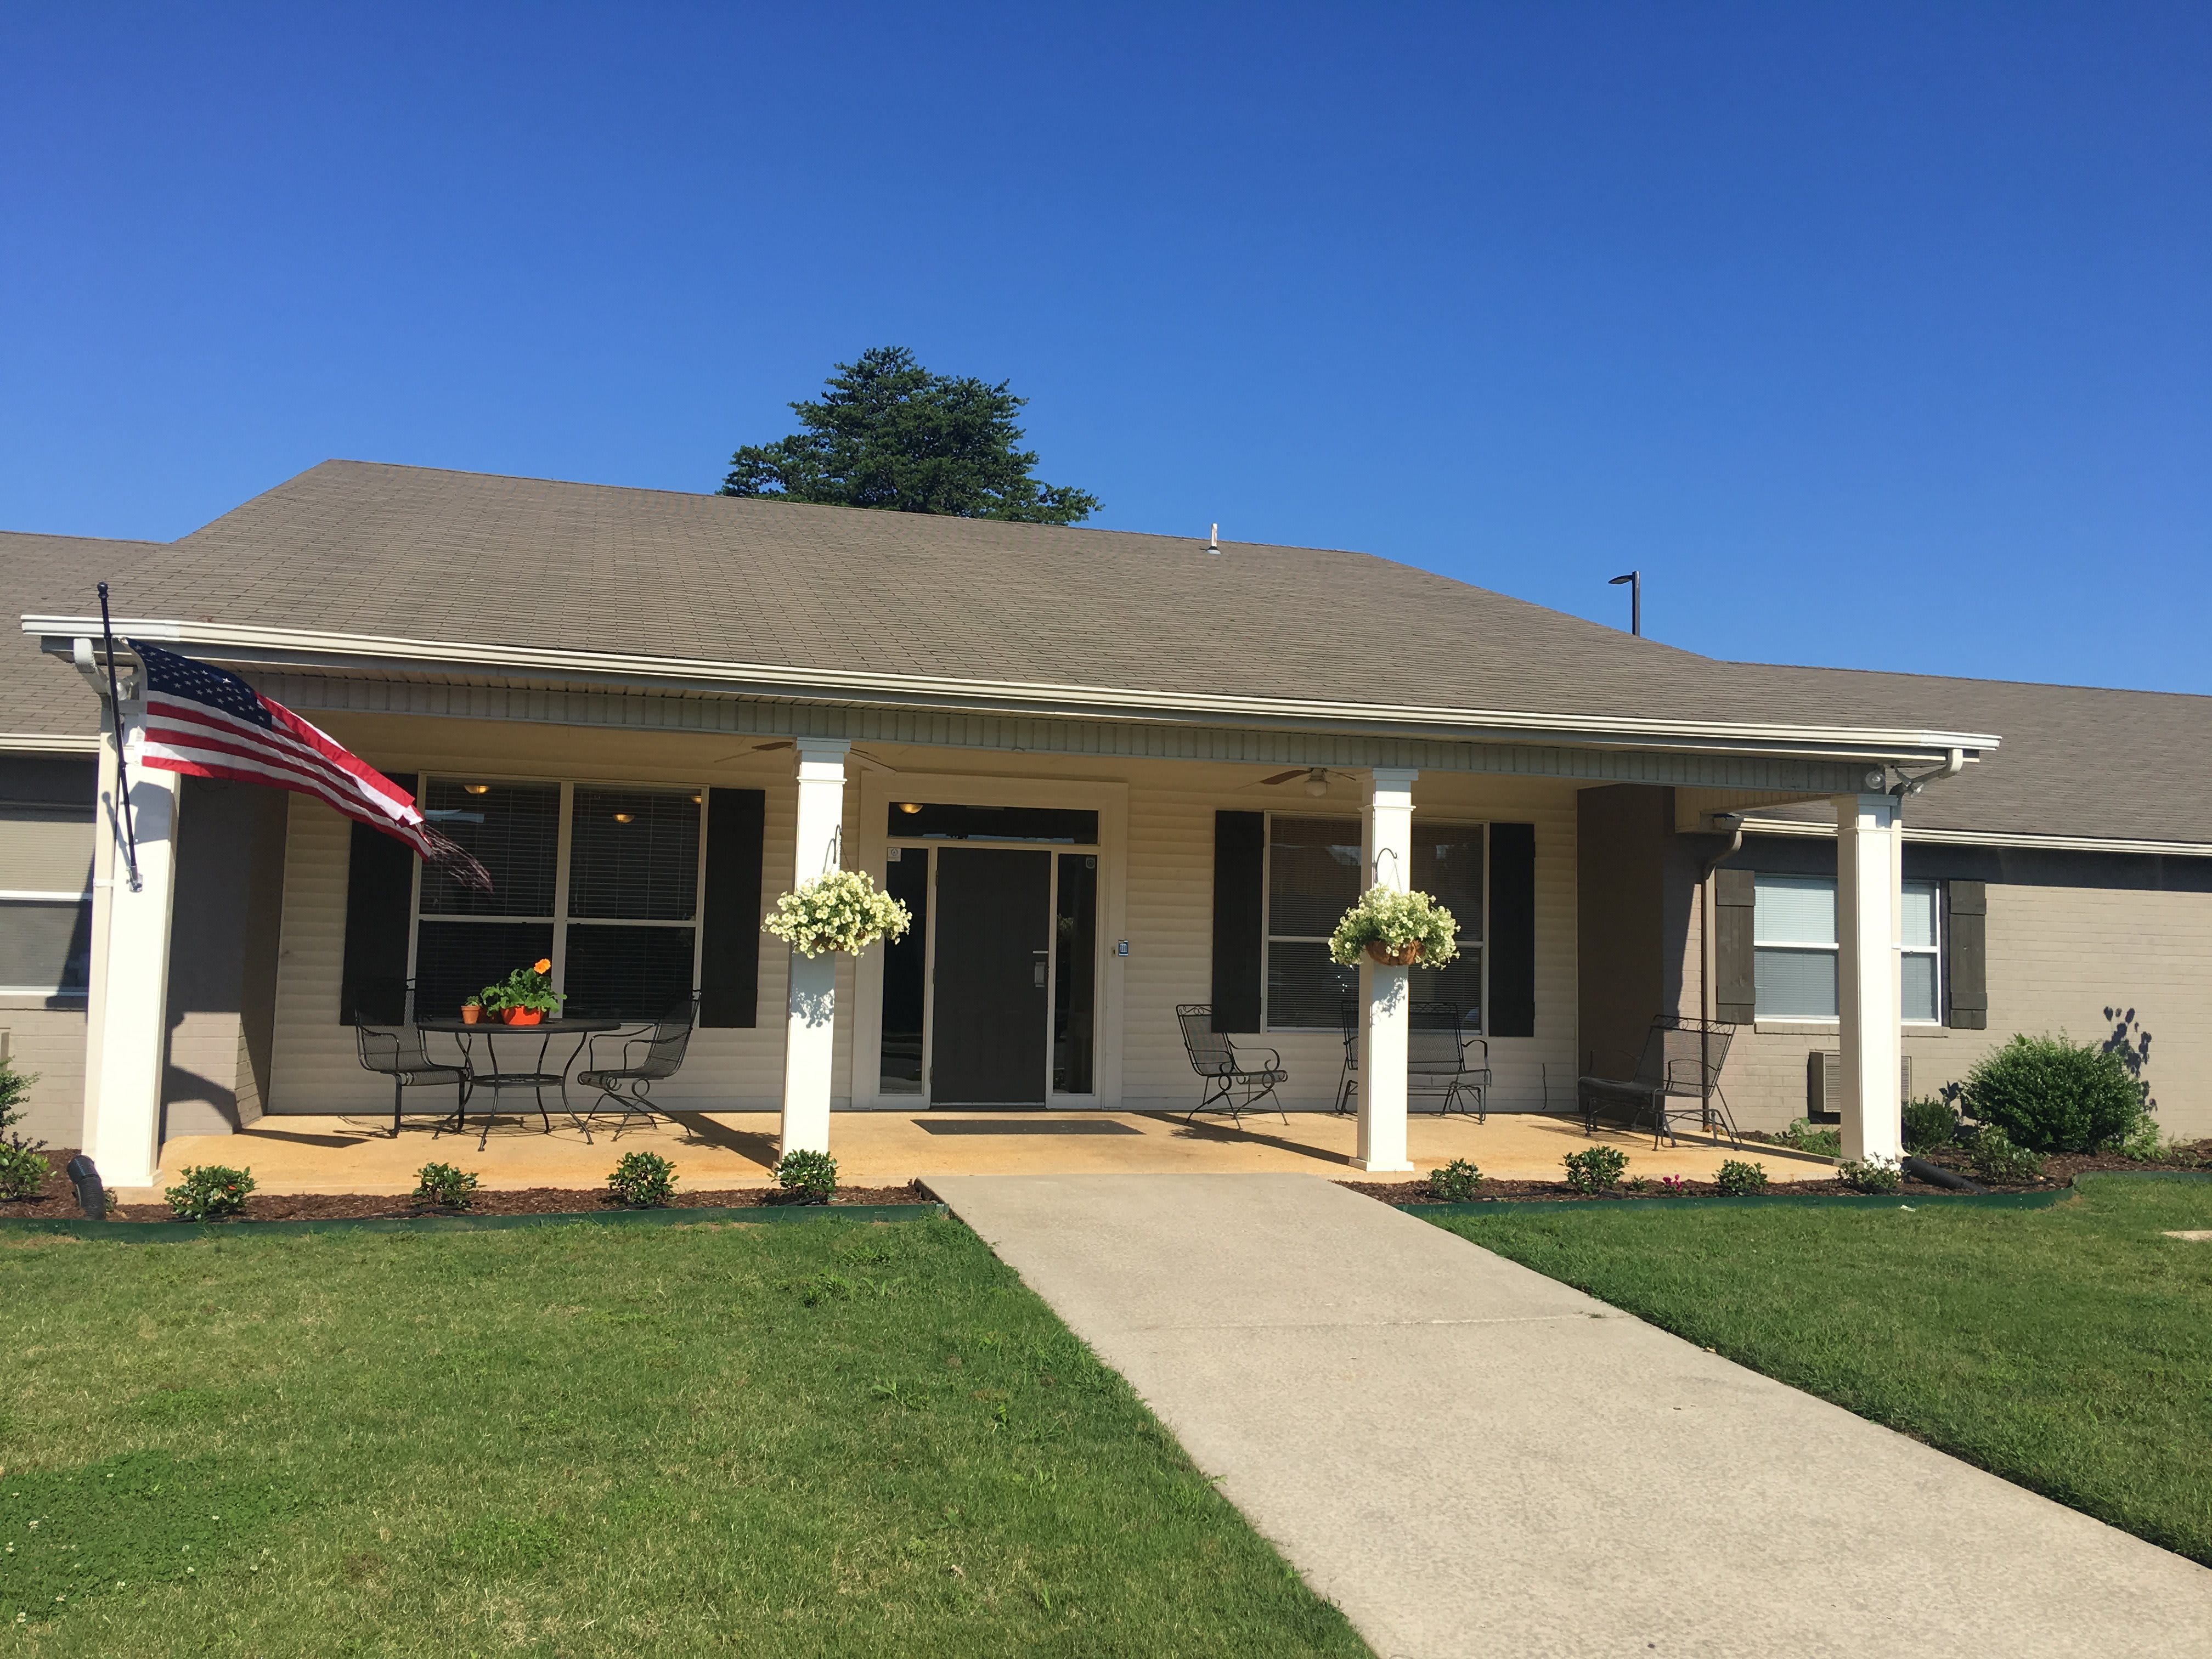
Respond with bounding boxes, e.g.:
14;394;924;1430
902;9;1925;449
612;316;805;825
1724;881;2212;1142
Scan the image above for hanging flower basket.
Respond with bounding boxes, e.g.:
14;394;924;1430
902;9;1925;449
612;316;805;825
1329;885;1459;971
764;870;915;958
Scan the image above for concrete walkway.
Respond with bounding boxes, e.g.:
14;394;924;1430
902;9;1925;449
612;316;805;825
928;1173;2212;1659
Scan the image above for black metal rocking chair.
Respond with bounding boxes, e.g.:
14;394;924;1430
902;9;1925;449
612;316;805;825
1409;1002;1492;1121
1577;1015;1740;1148
1175;1004;1289;1125
575;994;701;1141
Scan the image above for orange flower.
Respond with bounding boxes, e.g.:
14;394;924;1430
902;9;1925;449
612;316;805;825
533;958;552;974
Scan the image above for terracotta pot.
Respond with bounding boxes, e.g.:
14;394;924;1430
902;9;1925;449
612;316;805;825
504;1007;544;1026
461;1004;481;1025
1364;939;1423;967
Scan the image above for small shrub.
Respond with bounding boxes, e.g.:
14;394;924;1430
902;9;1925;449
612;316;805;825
1715;1159;1769;1197
775;1148;839;1204
1960;1034;2143;1153
1837;1155;1901;1194
2111;1115;2166;1161
411;1162;479;1210
1969;1126;2045;1185
1778;1118;1842;1158
165;1164;255;1221
1429;1158;1483;1201
606;1150;677;1209
1900;1096;1957;1153
1562;1144;1627;1193
0;1139;49;1200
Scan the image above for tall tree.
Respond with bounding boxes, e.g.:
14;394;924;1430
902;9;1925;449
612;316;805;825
720;347;1099;524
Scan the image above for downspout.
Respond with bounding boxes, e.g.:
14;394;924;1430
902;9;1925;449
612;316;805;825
1699;814;1746;1128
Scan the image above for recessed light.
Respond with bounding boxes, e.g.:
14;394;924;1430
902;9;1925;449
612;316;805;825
463;783;489;795
898;802;923;815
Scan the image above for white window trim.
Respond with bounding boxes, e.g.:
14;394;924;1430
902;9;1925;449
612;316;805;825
1261;813;1488;1034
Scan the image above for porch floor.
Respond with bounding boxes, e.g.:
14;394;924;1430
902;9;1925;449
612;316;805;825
138;1109;1832;1200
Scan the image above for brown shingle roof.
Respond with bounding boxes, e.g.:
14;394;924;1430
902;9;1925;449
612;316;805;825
0;531;161;742
7;461;2207;845
61;460;1973;735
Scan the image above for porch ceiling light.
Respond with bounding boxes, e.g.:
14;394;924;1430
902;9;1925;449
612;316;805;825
612;811;635;823
463;783;490;795
898;802;923;814
1304;768;1328;797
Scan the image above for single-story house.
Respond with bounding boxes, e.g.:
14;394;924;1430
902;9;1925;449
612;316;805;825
3;461;2205;1188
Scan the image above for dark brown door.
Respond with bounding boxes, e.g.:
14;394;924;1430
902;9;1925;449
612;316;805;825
930;848;1051;1104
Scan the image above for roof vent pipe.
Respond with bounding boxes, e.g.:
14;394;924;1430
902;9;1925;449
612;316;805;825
1207;523;1220;555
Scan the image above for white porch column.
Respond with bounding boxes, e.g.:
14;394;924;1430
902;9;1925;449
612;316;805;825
780;740;850;1156
1835;791;1904;1164
1355;767;1418;1172
86;709;183;1189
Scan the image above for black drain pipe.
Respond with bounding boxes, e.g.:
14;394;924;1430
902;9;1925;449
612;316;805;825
1903;1155;1984;1193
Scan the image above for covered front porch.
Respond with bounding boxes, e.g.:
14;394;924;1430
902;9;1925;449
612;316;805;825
59;646;1953;1195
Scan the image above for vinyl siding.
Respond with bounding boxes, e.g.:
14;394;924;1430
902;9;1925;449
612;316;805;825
0;1007;86;1144
261;718;1581;1119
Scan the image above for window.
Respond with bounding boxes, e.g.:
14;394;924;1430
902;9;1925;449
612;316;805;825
411;777;704;1021
0;801;95;998
1752;873;1940;1022
1262;815;1486;1031
1900;880;1940;1022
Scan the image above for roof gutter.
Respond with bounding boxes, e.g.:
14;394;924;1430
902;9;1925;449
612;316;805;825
25;614;2001;766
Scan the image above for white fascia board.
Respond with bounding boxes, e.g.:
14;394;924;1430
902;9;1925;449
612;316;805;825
0;733;99;753
25;614;2003;764
1738;815;2212;859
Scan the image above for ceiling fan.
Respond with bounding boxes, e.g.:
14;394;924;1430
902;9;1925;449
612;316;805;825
1259;766;1354;798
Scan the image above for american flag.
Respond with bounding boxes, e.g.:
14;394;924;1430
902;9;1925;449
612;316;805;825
130;639;492;890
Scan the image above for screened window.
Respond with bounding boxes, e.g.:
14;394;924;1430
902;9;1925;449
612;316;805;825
0;800;95;997
1752;874;1940;1022
411;778;704;1021
1263;816;1486;1032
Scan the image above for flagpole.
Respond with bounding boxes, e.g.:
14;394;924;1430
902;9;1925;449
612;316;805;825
95;582;141;891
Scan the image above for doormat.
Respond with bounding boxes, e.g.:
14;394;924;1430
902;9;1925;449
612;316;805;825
914;1118;1143;1135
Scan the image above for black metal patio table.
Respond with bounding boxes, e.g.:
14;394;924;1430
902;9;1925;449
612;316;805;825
417;1017;623;1148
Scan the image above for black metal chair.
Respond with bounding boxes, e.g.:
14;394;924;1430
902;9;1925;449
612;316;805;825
1334;1001;1359;1114
351;978;470;1138
575;994;700;1142
1577;1015;1740;1148
1409;1002;1491;1120
1175;1004;1289;1125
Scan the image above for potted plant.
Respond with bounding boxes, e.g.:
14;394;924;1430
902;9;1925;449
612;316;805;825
460;1000;482;1025
763;870;913;957
479;958;564;1025
1328;885;1460;970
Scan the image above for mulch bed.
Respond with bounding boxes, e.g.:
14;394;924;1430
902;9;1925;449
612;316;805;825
0;1151;933;1223
1345;1139;2212;1206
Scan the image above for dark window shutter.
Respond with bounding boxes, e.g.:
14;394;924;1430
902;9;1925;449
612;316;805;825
699;787;766;1028
1211;811;1265;1032
1714;867;1756;1025
1945;879;1988;1030
1487;822;1536;1037
340;780;417;1025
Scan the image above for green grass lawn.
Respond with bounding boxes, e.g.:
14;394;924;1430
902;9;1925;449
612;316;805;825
0;1215;1364;1657
1429;1175;2212;1564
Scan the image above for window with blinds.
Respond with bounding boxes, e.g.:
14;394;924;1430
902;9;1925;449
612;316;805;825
409;778;704;1022
1753;873;1940;1022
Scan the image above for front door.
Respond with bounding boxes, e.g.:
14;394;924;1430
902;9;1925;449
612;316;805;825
930;848;1051;1104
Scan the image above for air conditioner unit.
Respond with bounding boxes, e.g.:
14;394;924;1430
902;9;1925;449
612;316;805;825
1807;1051;1911;1124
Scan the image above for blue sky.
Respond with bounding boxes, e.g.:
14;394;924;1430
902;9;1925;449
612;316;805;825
3;3;2206;691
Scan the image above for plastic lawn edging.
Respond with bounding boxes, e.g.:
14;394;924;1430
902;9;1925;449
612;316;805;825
1399;1188;2070;1218
0;1200;946;1243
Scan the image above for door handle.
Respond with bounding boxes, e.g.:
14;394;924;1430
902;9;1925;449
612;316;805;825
1033;961;1048;988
